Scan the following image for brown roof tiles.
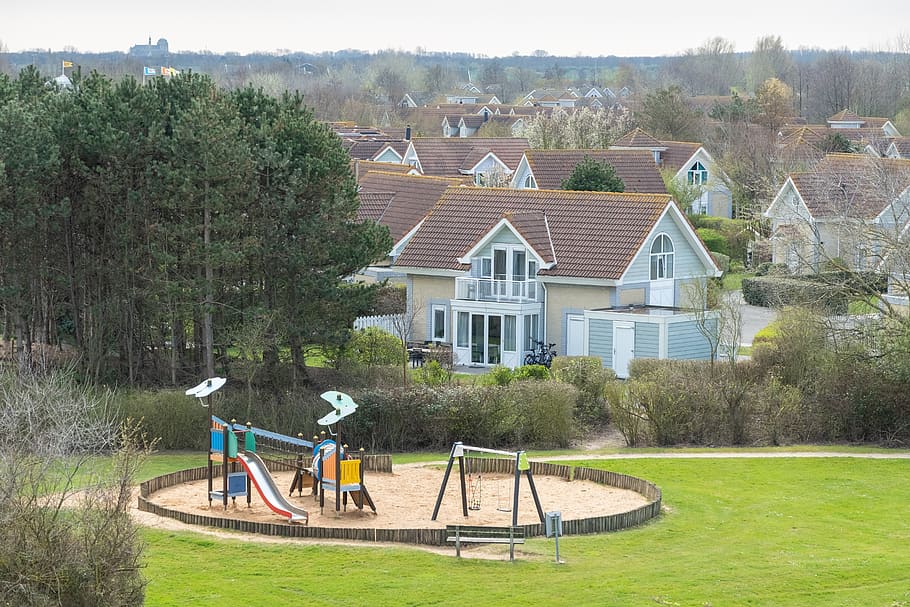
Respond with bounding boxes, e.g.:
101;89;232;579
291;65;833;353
408;137;530;176
395;187;672;280
523;149;667;193
357;171;463;242
788;154;910;220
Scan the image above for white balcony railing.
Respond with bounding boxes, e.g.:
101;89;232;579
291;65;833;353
455;277;541;302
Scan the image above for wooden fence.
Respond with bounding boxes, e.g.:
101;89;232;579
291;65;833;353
139;457;661;546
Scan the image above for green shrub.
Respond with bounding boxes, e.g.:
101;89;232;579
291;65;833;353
115;390;209;450
484;365;515;386
505;382;576;448
551;356;615;425
514;364;550;381
696;227;729;255
752;262;789;276
742;276;848;313
344;327;405;366
414;360;452;387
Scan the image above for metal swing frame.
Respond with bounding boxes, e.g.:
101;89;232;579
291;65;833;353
431;441;544;526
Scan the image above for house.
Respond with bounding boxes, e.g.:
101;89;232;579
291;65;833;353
509;149;668;194
392;187;721;376
401;137;529;185
827;109;901;136
764;153;910;272
610;128;733;218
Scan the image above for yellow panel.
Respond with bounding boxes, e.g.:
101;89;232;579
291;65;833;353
340;460;361;486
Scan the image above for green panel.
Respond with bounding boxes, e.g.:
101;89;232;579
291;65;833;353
634;322;660;359
227;431;239;459
245;431;256;453
587;318;613;367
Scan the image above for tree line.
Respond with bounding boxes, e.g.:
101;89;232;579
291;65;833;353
0;67;392;386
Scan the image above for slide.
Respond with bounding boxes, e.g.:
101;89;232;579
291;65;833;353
235;451;309;524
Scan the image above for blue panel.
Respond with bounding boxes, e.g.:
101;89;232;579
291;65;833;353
634;322;660;359
667;321;713;360
211;429;224;453
587;319;613;367
227;472;248;497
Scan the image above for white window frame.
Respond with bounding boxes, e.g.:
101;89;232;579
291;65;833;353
650;233;675;280
688;161;708;185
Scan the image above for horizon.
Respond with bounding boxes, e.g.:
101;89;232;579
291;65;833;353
5;0;910;59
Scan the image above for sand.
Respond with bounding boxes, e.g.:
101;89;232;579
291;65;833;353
146;462;649;529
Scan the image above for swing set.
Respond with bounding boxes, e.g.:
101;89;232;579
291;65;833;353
431;442;545;527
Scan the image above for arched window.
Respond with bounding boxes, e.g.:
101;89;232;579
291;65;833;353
524;174;534;188
687;161;708;185
650;234;674;280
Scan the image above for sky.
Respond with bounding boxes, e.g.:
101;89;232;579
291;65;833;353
5;0;910;57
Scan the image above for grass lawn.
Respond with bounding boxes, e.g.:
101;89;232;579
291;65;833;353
141;453;910;606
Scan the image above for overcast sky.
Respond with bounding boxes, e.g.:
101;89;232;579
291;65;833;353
5;0;910;57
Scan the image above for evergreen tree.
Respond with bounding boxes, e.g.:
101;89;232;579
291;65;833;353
562;157;625;192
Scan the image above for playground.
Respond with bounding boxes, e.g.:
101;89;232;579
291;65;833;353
139;380;661;545
143;462;651;530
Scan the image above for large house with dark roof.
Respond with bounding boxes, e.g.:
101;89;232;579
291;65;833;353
610;128;733;218
509;149;667;193
764;153;910;272
392;187;720;376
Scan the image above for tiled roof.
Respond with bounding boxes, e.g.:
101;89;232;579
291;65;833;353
357;171;463;242
352;160;412;178
523;149;667;193
654;141;702;172
612;127;664;149
395;187;672;280
505;211;555;264
346;139;398;160
356;192;395;222
409;137;530;176
889;137;910;157
788;153;910;220
828;109;864;123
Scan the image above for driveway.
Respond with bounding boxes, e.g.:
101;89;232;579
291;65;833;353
730;291;777;347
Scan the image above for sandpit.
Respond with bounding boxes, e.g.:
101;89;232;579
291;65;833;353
147;463;650;529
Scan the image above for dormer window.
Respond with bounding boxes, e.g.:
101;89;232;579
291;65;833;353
524;174;534;188
688;161;708;185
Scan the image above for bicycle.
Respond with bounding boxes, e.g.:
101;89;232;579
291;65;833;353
523;340;556;368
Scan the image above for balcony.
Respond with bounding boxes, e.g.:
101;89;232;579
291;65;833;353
455;277;542;303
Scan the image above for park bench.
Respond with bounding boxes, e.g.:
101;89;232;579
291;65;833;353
445;524;525;561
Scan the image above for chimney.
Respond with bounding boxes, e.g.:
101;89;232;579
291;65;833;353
405;125;411;141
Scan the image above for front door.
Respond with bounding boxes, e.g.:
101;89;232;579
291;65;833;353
613;323;635;378
566;315;585;357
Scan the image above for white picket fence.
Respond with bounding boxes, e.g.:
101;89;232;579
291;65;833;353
353;314;405;336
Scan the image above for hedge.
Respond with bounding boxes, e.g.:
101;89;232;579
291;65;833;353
741;276;848;313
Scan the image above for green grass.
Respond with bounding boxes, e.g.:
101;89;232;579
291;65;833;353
722;271;750;292
848;296;881;315
141;452;910;606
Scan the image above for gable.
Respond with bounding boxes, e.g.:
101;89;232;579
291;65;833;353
621;205;719;283
765;178;812;222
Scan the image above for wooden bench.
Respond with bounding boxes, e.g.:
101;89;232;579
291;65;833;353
445;525;525;561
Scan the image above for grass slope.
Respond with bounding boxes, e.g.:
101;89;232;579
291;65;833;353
141;455;910;606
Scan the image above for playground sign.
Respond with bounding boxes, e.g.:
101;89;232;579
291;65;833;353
317;390;358;425
185;377;226;400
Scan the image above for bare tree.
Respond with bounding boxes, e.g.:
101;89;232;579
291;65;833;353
0;367;152;604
